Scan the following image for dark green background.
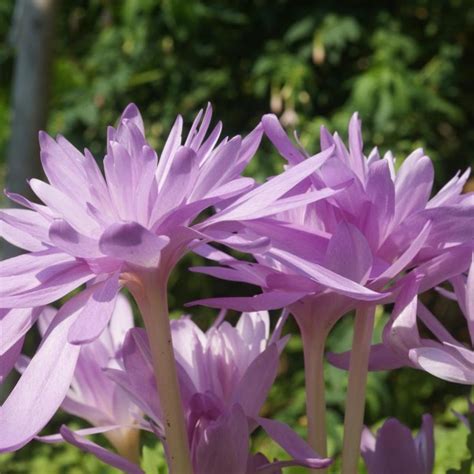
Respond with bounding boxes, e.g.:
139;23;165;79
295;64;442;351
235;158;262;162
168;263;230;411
0;1;473;472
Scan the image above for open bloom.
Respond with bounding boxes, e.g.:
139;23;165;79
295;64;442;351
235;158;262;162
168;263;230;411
0;102;265;452
330;253;474;384
102;311;332;473
18;295;143;473
361;415;434;474
192;113;473;327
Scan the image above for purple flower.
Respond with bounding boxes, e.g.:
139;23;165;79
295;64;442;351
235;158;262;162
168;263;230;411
330;253;474;384
193;112;473;324
105;311;332;472
0;103;266;453
361;415;434;474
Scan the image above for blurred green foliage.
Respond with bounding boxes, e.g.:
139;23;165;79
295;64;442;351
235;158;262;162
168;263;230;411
1;0;473;472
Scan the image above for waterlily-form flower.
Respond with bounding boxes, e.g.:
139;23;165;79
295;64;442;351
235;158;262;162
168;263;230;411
331;253;474;384
361;415;434;474
193;112;473;328
0;102;266;453
103;311;332;473
30;296;142;469
189;113;473;467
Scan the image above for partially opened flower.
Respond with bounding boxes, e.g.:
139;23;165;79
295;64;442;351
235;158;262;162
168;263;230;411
361;415;434;474
103;311;332;473
30;295;142;469
331;253;474;384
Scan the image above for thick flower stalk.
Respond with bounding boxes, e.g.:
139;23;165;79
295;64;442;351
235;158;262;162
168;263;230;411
101;311;332;473
361;415;434;474
190;113;474;471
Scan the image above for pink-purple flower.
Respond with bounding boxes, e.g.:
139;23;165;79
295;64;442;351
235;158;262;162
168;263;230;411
361;415;434;474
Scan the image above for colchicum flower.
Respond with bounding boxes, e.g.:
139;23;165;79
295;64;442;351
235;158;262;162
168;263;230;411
189;113;473;467
0;103;266;453
361;415;434;474
101;311;332;473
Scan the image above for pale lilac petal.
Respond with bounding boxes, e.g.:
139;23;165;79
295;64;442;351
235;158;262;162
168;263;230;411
360;426;376;473
156;115;183;190
327;343;407;372
262;114;305;165
29;178;100;235
0;337;23;383
410;347;474;384
415;414;434;474
257;417;332;469
99;222;169;268
324;221;372;283
394;150;434;225
49;219;102;258
370;419;421;474
0;307;41;355
189;291;307;312
270;248;385;301
60;426;143;474
0;251;94;308
68;275;120;344
0;209;51;250
232;344;278;417
108;294;135;349
0;291;90;452
211;146;334;222
466;254;474;344
374;221;431;284
194;404;249;474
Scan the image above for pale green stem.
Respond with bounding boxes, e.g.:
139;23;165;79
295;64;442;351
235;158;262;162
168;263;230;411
129;273;193;474
301;326;329;474
341;305;376;474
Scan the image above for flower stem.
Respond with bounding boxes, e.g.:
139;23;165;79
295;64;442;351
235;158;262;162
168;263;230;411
128;272;193;474
341;305;375;474
301;325;328;464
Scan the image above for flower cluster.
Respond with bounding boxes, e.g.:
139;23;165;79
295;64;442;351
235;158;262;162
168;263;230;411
1;104;472;473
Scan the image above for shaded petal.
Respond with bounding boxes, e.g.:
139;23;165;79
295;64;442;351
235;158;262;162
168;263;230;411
60;426;143;474
99;222;169;268
415;415;434;474
262;114;305;165
324;221;372;283
270;248;385;301
232;344;278;417
256;417;332;469
194;404;249;474
0;307;41;355
211;146;334;222
49;219;102;258
0;337;23;383
68;275;120;344
0;291;90;452
189;291;307;312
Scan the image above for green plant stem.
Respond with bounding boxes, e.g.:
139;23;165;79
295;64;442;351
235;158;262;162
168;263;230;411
301;325;329;471
129;273;193;474
341;305;376;474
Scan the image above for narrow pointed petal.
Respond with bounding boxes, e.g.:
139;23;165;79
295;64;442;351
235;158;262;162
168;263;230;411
232;344;278;417
0;291;90;452
68;275;120;344
262;114;305;165
211;146;334;222
257;417;332;469
60;426;144;474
